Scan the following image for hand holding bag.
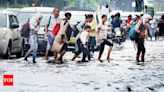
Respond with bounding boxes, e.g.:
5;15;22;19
52;23;60;36
51;20;69;53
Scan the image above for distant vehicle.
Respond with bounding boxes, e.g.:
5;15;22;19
99;0;155;20
113;27;125;45
17;7;64;53
0;10;25;59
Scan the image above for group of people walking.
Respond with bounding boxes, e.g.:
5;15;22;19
23;7;164;65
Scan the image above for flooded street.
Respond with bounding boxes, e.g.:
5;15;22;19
0;40;164;92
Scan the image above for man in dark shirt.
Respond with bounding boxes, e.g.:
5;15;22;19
111;13;123;28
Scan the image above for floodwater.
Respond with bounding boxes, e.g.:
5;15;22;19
0;40;164;92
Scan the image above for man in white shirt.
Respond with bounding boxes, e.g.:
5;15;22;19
44;7;61;60
148;16;157;40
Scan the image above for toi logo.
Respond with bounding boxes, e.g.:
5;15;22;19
3;74;14;86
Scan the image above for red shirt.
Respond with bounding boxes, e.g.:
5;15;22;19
126;19;132;24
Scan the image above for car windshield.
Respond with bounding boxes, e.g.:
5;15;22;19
110;0;143;12
0;14;7;27
17;12;51;26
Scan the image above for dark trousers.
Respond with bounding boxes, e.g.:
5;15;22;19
75;39;90;61
88;36;96;53
99;39;113;55
135;35;146;56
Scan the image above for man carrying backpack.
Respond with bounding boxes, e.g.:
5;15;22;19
44;7;61;60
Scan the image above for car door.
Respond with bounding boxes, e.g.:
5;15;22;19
13;15;21;50
9;15;18;52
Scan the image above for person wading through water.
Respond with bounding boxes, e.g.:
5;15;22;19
88;14;97;57
24;13;42;63
49;12;72;64
45;7;61;61
71;14;93;61
135;14;152;65
97;15;113;62
73;25;91;62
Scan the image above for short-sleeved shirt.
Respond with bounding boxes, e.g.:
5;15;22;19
80;31;89;44
149;19;157;29
46;15;61;31
98;23;108;40
111;19;123;28
29;20;40;34
88;21;97;36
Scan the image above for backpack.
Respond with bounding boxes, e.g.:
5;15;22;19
65;24;73;41
21;20;30;38
73;22;85;37
129;23;137;41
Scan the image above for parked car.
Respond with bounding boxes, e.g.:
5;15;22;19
17;7;64;53
0;10;25;59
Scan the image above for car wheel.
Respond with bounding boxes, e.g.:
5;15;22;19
3;46;11;59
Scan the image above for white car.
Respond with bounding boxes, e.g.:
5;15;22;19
0;10;25;59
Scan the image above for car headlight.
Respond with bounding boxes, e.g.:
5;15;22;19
114;28;121;36
116;30;121;36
